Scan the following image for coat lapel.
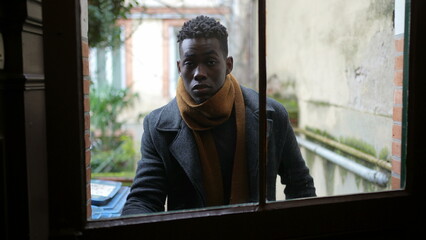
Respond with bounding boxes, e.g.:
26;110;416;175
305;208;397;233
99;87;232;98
242;86;275;202
245;109;260;201
169;123;206;204
155;100;206;204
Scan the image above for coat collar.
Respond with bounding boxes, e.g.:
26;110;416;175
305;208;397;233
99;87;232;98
154;86;274;131
155;98;181;131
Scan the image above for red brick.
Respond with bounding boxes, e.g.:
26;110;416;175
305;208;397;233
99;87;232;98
85;149;91;167
394;70;403;87
395;38;404;52
392;141;401;157
395;55;404;70
85;151;92;219
85;132;91;149
391;176;401;190
82;58;90;76
84;113;90;130
86;183;92;218
83;79;90;95
82;40;90;58
87;204;92;219
392;124;402;140
84;96;90;112
392;106;402;122
86;166;91;183
392;159;401;175
394;89;403;105
86;182;91;200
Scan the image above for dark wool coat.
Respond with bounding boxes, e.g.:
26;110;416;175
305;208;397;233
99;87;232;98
122;86;316;215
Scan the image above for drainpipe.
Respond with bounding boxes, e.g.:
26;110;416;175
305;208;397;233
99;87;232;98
296;136;389;187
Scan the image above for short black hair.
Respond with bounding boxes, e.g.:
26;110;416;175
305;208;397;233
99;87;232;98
177;15;228;57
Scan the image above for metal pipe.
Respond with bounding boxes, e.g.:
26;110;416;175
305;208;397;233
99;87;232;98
296;136;389;187
295;128;392;171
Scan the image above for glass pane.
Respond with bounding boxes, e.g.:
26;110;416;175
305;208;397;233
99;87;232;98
87;0;259;219
266;0;406;201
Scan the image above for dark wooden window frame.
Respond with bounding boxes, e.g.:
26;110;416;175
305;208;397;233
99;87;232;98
43;0;426;239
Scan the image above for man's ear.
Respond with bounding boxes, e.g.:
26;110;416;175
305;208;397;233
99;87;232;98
176;60;181;75
226;56;233;75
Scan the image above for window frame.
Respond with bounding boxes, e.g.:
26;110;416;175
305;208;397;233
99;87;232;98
43;0;425;239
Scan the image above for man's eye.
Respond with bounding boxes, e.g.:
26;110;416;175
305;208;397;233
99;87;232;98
184;61;194;66
207;60;216;66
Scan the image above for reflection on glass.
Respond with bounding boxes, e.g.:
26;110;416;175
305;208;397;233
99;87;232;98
88;0;259;219
266;0;405;201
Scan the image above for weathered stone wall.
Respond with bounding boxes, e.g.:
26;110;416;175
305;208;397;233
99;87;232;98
267;0;395;161
267;0;398;198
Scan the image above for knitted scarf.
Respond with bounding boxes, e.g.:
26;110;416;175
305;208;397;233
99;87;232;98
176;74;249;206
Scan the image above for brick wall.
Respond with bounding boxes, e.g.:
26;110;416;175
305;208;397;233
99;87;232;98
82;39;92;218
80;0;92;219
391;35;404;189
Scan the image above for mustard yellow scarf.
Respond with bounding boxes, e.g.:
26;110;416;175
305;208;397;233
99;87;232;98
176;74;249;206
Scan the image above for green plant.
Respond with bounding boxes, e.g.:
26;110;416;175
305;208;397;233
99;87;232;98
378;147;390;161
91;135;138;173
339;137;377;157
306;126;338;142
270;95;299;126
88;0;140;48
90;84;142;173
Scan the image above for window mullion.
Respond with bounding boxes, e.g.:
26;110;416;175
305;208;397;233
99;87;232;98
258;0;267;207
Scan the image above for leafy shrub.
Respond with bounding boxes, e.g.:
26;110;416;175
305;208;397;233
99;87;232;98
88;0;140;48
90;85;142;173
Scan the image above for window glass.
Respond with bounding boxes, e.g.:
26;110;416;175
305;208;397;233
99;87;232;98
86;0;408;219
266;0;406;201
88;0;259;219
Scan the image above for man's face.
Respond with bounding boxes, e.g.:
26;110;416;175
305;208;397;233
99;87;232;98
177;38;233;104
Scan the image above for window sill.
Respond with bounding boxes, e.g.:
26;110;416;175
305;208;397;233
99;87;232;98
84;189;411;239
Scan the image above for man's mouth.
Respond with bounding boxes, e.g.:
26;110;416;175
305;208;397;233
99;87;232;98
192;84;211;93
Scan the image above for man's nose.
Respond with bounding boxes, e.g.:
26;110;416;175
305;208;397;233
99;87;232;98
194;65;207;81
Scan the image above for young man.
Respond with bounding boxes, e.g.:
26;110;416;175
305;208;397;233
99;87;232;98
122;15;315;215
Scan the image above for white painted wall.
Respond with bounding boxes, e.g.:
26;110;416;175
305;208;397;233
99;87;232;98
131;19;168;113
267;0;397;199
395;0;405;35
267;0;395;156
80;0;88;39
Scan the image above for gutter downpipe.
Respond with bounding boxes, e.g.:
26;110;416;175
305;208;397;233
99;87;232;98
296;136;389;187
